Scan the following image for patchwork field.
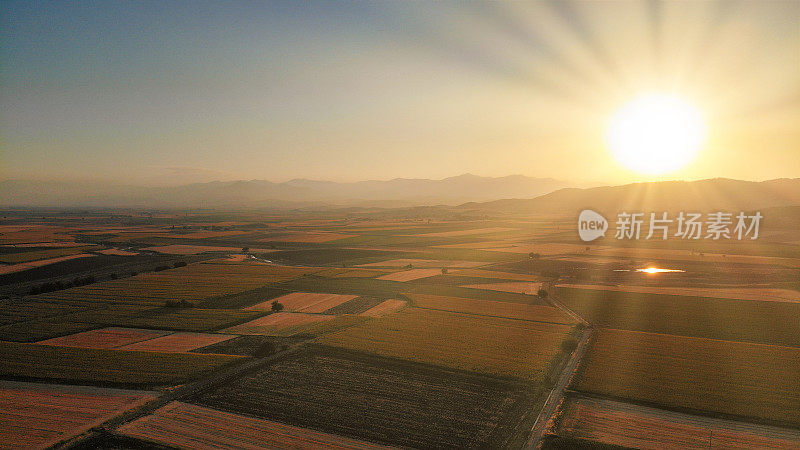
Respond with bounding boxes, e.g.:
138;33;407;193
117;401;391;449
559;283;800;303
314;267;393;278
246;292;358;313
34;262;319;307
38;327;171;349
36;327;238;353
407;227;515;237
142;244;276;255
450;268;540;282
485;243;800;268
574;329;800;427
221;312;363;337
358;259;484;268
406;293;575;324
0;246;95;264
95;248;139;256
376;268;443;281
463;282;543;294
323;296;386;315
56;307;263;333
0;381;157;449
193;347;539;448
0;253;96;275
0;299;90;327
0;319;98;343
552;396;800;450
225;312;334;333
555;286;800;347
359;299;407;317
318;307;574;380
259;232;352;243
0;341;244;385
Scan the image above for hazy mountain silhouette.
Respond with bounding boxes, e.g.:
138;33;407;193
459;178;800;215
0;174;571;208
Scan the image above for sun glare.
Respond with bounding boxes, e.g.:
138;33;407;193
607;94;706;175
637;267;685;274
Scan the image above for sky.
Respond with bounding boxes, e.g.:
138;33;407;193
1;0;798;186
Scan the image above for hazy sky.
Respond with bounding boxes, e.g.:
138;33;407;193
2;1;798;186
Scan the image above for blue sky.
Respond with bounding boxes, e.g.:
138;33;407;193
2;1;798;185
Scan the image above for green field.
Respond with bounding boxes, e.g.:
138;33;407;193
575;329;800;427
0;341;244;386
555;286;800;347
317;307;575;380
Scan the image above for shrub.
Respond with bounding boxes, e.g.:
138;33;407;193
271;301;284;312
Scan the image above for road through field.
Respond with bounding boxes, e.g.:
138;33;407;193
54;343;305;449
525;282;592;449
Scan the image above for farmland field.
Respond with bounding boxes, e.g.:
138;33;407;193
57;307;263;332
221;312;364;337
358;259;484;268
33;262;319;307
192;346;541;448
259;231;352;242
462;282;543;294
315;267;393;278
246;292;358;313
555;286;800;346
0;245;95;264
574;329;800;427
0;341;244;386
551;396;800;449
0;319;98;342
376;268;443;281
38;327;172;349
317;307;575;380
559;283;800;303
322;296;385;315
406;293;576;324
359;299;407;317
141;244;275;254
1;207;798;448
116;332;236;352
117;401;391;449
224;312;334;333
450;268;540;282
0;253;97;275
0;381;157;449
37;327;238;353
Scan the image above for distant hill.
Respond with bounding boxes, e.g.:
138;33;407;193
459;178;800;216
0;174;571;208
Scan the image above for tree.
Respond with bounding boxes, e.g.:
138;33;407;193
242;247;250;254
271;300;284;312
441;267;448;275
529;252;541;260
537;288;548;299
561;338;578;353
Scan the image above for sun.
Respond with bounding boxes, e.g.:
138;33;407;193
606;94;706;175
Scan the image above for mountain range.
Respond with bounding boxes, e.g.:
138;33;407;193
2;176;799;215
459;178;800;216
0;174;572;208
